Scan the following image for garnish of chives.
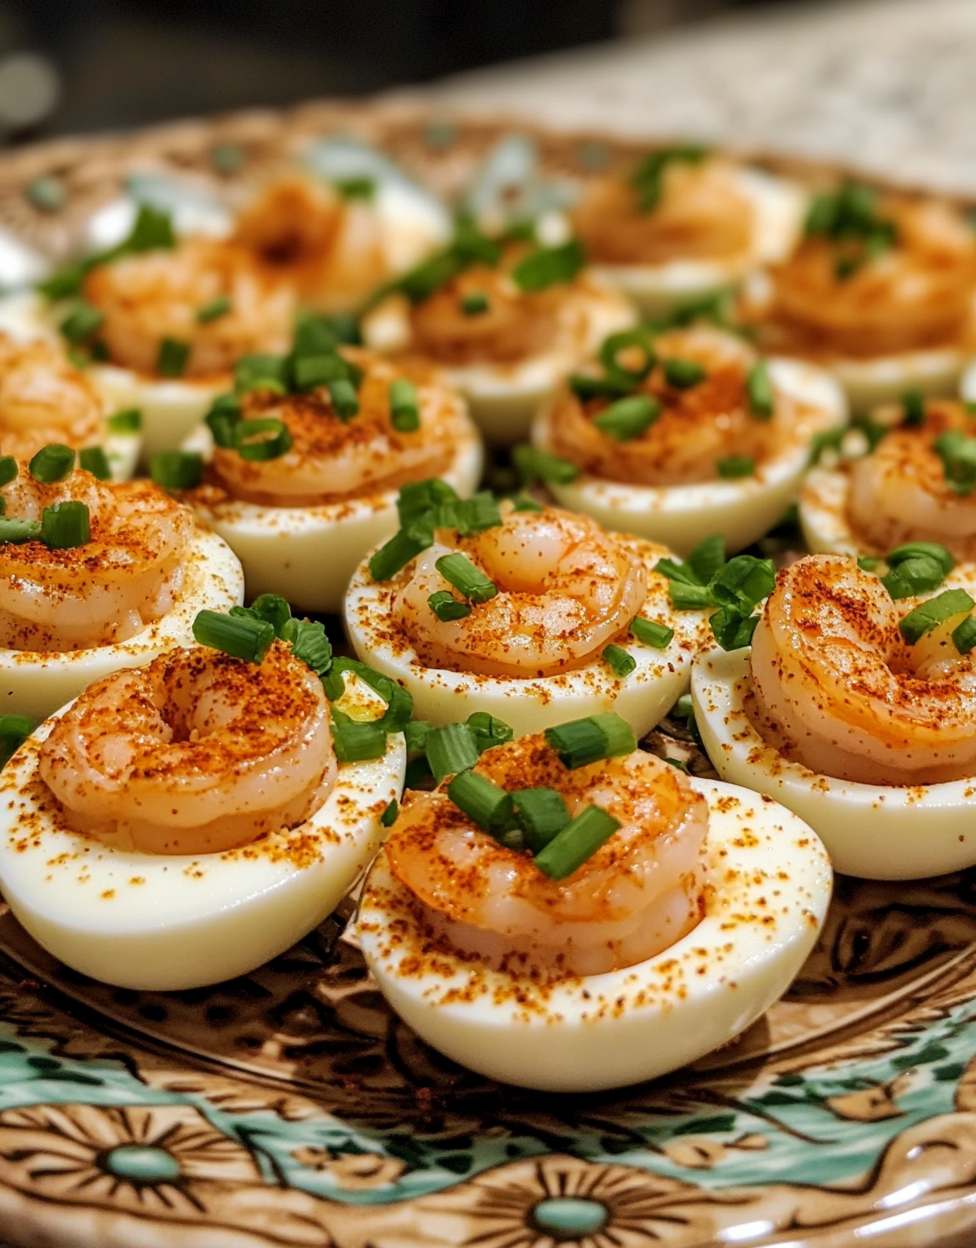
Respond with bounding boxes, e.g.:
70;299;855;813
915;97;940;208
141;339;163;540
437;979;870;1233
716;455;755;479
149;450;203;490
952;615;976;655
630;144;709;212
603;644;636;677
426;723;484;783
29;444;74;484
631;617;674;649
233;593;292;635
157;337;190;378
465;710;513;752
389;379;420;432
331;708;387;763
710;555;776;615
599;329;655;386
746;360;774;419
380;800;399;827
293;352;347;390
881;543;953;600
398;476;459;524
569;372;632;401
511;787;571;853
512;496;543;512
0;518;41;543
328;378;359;420
192;608;275;662
933;430;976;496
404;719;431;754
40;500;90;549
449;492;502;535
334;176;375;201
544;712;636;770
79;446;111;480
461;291;490;316
60;302;105;345
512;444;579;487
369;528;431;582
107;408;142;434
592;394;661;441
446;769;516;836
235;353;289;395
206;406;239;448
903;389;926;427
0;456;17;487
324;657;413;732
197;294;232;323
280;617;333;676
663;358;706;389
533;804;621;880
428;590;471;622
709;606;760;651
234;417;292;462
510;239;585;293
899;588;976;645
435;552;498;603
0;714;35;767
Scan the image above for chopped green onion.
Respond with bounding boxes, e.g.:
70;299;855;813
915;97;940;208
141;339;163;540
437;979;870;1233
858;556;882;571
512;444;579;487
688;534;726;584
292;352;348;390
234;352;289;395
746;361;774;419
369;527;432;581
461;291;490;316
599;328;655;386
511;239;585;292
710;606;760;651
331;708;387;763
280;617;333;677
40;500;90;549
60;302;105;344
898;588;976;644
0;714;35;767
389;379;420;432
710;555;776;615
197;294;232;323
380;800;399;827
533;804;621;879
716;455;755;478
0;518;41;543
511;787;571;853
435;552;497;603
29;444;74;484
426;723;483;782
404;754;434;789
630;144;709;212
232;593;292;635
882;543;953;599
334;176;375;201
0;456;17;487
125;204;176;254
446;769;516;836
206;395;240;448
79;446;111;480
663;358;706;389
952;615;976;655
933;431;976;496
404;720;431;753
568;372;632;401
593;394;661;441
603;644;636;677
428;590;471;621
157;338;190;378
544;712;636;770
512;495;543;512
327;378;359;420
293;313;339;358
465;711;513;753
234;417;292;462
631;617;674;649
397;477;459;525
668;582;716;610
447;493;503;536
149;450;203;489
192;608;275;662
903;389;926;427
107;408;142;434
322;657;413;732
664;757;689;773
808;426;846;466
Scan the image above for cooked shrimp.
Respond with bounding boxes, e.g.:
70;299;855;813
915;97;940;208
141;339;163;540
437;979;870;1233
233;175;389;314
750;554;976;785
38;640;335;855
573;157;754;266
393;503;647;678
204;350;462;507
383;734;708;979
547;325;818;485
845;400;976;556
0;467;192;651
766;198;976;357
84;236;295;378
0;336;104;461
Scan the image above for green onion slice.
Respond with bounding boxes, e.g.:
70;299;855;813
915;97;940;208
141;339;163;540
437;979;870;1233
157;337;190;378
232;593;292;635
933;431;976;496
0;456;17;488
292;352;348;390
603;644;636;677
29;443;75;484
150;450;203;490
746;360;775;419
446;769;516;836
593;394;661;441
952;615;976;656
533;804;621;880
40;500;90;549
234;352;290;395
369;527;432;582
899;588;976;644
60;302;105;345
881;543;953;600
512;787;571;853
234;417;292;462
511;239;585;292
428;590;471;622
398;477;459;525
710;606;760;651
0;714;36;767
328;378;359;420
663;358;706;389
322;658;413;732
197;294;232;323
331;708;387;763
631;617;674;649
281;617;333;677
78;446;112;480
435;552;497;603
0;518;41;544
599;328;655;386
404;720;431;754
380;799;399;827
389;379;420;432
107;408;142;434
887;542;955;578
512;444;579;486
461;291;490;316
710;555;776;615
426;723;484;783
902;389;926;427
716;455;755;478
544;712;637;770
192;608;275;663
465;711;513;753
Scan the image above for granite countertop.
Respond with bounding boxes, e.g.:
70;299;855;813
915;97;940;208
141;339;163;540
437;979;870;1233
406;0;976;194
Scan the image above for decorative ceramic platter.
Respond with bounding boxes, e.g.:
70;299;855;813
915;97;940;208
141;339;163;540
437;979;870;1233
2;103;976;1248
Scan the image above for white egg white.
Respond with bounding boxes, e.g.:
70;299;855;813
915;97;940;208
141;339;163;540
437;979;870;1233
829;348;967;416
592;168;807;320
535;357;846;559
2;522;244;723
182;410;483;615
692;635;976;880
344;533;713;738
0;681;405;991
357;778;831;1092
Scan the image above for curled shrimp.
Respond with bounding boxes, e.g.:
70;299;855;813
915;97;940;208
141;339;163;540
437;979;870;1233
203;350;465;507
844;401;976;557
765;198;976;356
84;237;295;378
0;467;192;651
383;734;708;979
546;325;822;485
0;335;104;461
750;554;976;785
573;157;754;265
38;640;335;855
393;503;647;678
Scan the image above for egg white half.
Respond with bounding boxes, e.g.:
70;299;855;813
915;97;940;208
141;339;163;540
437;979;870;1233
1;521;244;723
182;413;483;614
0;688;405;991
357;778;831;1092
344;534;713;738
692;643;976;880
535;357;846;559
